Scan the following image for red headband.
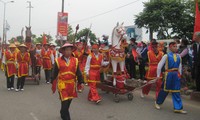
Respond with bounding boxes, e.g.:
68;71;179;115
92;44;99;49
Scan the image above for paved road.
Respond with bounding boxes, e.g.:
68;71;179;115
0;71;199;120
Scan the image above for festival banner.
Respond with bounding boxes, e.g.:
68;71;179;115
57;12;68;39
193;0;200;40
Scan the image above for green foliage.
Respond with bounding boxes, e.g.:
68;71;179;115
33;34;53;44
9;36;24;44
135;0;200;40
76;28;97;43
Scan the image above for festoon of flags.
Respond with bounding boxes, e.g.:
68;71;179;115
193;0;200;40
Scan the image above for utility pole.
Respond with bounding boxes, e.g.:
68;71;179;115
0;0;14;48
27;1;33;27
62;0;64;13
60;0;65;46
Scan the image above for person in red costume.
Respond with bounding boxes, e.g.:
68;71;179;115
16;44;30;92
85;43;109;104
141;41;164;99
2;44;17;91
41;43;54;83
73;41;90;92
51;42;84;120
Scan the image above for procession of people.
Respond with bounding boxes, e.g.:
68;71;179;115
1;31;200;120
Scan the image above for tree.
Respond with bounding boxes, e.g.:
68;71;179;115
33;34;53;44
135;0;199;40
76;28;97;44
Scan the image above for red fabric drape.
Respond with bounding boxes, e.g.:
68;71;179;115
193;1;200;40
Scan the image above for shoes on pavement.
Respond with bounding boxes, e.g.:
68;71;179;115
143;80;147;84
15;89;19;92
78;89;82;93
46;81;50;84
131;78;135;80
155;101;161;110
20;89;24;91
7;88;11;91
174;110;187;114
140;91;144;98
11;87;14;90
96;99;101;104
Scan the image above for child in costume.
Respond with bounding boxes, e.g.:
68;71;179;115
155;42;187;114
85;43;109;104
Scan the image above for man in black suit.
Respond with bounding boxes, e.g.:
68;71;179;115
193;32;200;91
125;38;137;80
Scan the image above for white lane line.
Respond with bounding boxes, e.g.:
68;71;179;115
30;112;39;120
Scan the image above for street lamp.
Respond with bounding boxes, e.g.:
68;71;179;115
0;0;14;47
27;1;33;27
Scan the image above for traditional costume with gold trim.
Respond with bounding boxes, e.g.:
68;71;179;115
142;50;163;98
35;49;42;67
17;51;30;77
156;52;184;111
4;50;17;77
99;47;110;73
86;52;103;102
41;48;52;70
51;42;84;120
55;57;79;101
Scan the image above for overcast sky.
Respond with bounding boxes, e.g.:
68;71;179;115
0;0;151;41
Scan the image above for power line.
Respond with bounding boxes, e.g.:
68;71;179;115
33;0;142;31
69;0;142;24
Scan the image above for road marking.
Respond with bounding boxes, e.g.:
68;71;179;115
30;112;39;120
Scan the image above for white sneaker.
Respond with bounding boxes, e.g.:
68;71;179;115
155;101;161;110
143;80;147;84
140;92;144;98
7;88;11;91
15;89;19;92
78;89;82;93
96;99;101;104
11;87;14;90
46;82;50;84
131;78;135;80
20;89;24;91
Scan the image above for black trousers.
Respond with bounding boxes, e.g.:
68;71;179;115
17;76;25;89
44;70;51;82
125;57;136;78
6;72;14;88
139;60;146;80
195;66;200;91
60;99;72;120
35;66;41;75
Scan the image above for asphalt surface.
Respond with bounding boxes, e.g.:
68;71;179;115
0;70;200;120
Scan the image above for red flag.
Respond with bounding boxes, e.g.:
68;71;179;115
193;0;200;40
42;33;47;45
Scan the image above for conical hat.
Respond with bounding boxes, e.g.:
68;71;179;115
18;44;28;48
9;44;16;48
14;41;20;46
59;43;76;53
